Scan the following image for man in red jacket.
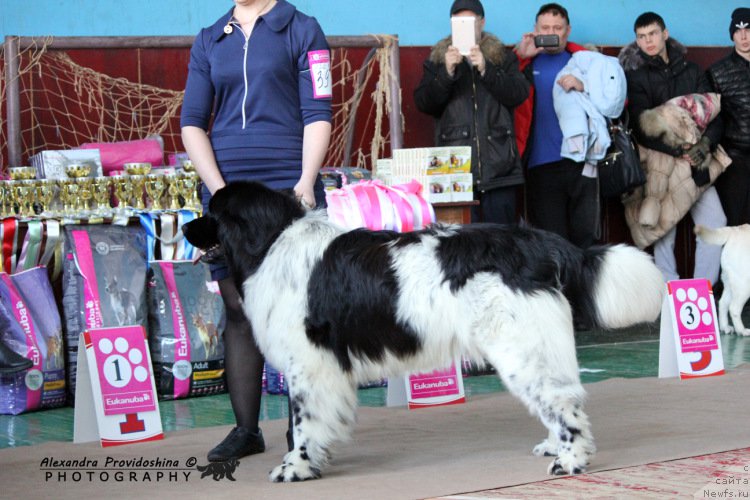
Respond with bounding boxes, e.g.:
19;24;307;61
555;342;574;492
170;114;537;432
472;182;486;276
514;3;597;249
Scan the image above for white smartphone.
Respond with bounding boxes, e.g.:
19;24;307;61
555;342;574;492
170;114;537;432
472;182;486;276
451;16;476;56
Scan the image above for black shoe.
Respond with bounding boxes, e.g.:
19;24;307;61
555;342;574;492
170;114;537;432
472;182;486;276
207;427;265;462
0;341;33;374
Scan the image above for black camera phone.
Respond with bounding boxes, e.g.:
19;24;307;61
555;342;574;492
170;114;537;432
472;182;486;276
534;34;560;48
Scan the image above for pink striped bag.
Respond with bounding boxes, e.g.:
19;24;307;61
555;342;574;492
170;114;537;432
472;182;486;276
326;180;435;232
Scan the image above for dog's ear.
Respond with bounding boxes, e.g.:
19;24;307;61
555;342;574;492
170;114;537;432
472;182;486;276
181;215;220;250
210;182;305;263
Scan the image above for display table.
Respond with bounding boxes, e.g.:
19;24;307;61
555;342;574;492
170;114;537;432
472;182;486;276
433;201;479;225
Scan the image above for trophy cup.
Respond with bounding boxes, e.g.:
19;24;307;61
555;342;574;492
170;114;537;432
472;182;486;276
124;162;152;176
65;163;92;217
112;174;133;213
92;177;113;215
181;159;195;173
8;167;39;216
36;179;57;217
177;172;201;213
0;181;14;217
123;163;151;211
9;166;37;181
165;174;182;210
144;174;167;211
127;175;146;210
13;179;37;217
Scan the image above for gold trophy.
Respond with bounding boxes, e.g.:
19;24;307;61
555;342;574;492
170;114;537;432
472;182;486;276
56;179;72;216
145;174;167;211
92;177;113;215
0;180;14;217
165;174;182;210
128;175;147;210
112;174;133;212
9;166;37;181
124;162;152;176
181;159;195;173
13;179;36;217
123;162;151;211
36;179;57;217
65;163;92;216
177;172;201;213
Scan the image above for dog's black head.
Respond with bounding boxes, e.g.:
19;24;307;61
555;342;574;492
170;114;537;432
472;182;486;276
182;181;306;287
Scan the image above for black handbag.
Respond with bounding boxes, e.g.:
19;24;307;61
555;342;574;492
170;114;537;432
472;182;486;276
597;114;645;198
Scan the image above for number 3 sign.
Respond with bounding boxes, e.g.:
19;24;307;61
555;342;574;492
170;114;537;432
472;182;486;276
659;279;725;379
74;326;163;446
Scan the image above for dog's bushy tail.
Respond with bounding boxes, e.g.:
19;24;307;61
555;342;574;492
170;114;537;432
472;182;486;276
694;224;731;246
573;244;665;330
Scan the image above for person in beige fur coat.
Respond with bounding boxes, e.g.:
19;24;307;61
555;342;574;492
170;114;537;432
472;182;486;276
619;12;729;285
622;93;732;250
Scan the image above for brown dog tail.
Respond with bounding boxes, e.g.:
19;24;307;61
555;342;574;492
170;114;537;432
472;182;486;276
694;225;731;246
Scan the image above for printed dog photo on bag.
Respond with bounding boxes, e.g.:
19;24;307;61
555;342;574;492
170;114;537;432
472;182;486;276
183;181;665;482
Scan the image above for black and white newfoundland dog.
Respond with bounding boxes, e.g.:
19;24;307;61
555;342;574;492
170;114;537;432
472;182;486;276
184;181;665;482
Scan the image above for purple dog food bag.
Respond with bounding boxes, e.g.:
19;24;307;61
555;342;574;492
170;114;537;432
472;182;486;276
0;268;66;414
61;224;148;399
148;260;226;399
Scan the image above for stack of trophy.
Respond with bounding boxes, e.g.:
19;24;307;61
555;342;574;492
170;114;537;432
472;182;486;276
0;161;201;220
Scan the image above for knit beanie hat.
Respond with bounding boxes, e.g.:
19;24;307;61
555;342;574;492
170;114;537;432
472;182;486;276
729;7;750;40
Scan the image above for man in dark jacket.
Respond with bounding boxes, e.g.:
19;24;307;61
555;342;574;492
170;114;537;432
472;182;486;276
705;7;750;226
414;0;529;224
619;11;725;285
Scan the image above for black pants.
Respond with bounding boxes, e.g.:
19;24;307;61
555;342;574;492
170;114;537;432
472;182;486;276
714;153;750;226
526;159;599;248
471;185;518;225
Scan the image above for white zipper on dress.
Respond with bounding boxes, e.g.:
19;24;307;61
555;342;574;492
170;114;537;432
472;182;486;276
241;31;250;129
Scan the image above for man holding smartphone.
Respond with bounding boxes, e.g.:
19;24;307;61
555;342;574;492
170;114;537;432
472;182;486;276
414;0;529;225
514;3;597;249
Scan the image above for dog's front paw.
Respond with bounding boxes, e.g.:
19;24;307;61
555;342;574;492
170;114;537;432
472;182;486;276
721;325;735;335
533;439;558;457
269;460;321;483
547;456;587;476
737;328;750;337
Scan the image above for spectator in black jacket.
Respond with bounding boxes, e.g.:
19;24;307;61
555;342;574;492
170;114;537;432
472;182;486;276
705;7;750;226
619;11;726;284
414;0;529;224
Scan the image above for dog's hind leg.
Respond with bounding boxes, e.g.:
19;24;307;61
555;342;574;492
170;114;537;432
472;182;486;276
268;360;358;482
718;286;734;334
727;280;750;336
477;293;595;475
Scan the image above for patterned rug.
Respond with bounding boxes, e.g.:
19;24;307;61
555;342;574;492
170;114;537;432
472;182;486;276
437;447;750;499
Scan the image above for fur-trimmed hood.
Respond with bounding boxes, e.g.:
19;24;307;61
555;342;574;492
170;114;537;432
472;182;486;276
430;33;506;66
618;38;688;72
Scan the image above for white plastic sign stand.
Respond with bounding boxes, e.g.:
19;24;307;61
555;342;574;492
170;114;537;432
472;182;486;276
658;279;725;379
387;359;466;409
74;326;164;446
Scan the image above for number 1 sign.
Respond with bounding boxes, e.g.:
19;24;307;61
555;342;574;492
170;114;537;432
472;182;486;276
658;279;725;379
74;326;163;446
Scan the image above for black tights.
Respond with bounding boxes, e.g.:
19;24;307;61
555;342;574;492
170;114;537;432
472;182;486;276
218;277;294;448
218;278;264;432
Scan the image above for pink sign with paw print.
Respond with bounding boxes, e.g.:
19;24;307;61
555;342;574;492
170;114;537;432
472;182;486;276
89;327;156;415
74;325;163;447
659;279;725;379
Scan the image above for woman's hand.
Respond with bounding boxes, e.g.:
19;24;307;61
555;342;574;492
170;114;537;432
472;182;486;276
293;179;316;208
